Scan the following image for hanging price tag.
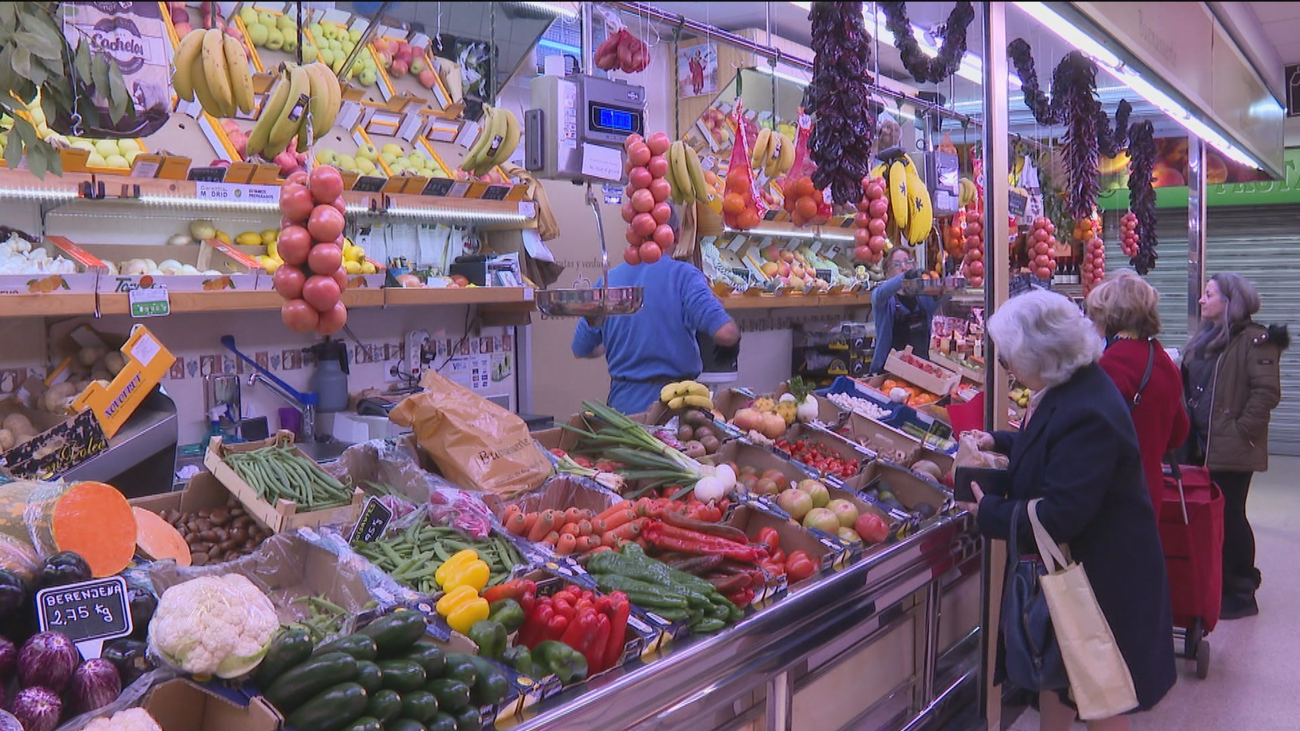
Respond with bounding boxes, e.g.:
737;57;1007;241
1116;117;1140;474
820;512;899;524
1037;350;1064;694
35;576;132;659
129;287;170;318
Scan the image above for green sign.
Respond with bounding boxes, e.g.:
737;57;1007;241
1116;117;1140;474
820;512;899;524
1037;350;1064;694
1097;147;1300;211
129;287;170;318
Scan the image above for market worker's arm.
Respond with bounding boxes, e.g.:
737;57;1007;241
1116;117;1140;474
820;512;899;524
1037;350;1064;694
571;318;605;359
681;264;739;347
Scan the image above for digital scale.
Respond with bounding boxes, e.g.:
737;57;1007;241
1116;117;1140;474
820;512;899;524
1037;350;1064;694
525;74;646;182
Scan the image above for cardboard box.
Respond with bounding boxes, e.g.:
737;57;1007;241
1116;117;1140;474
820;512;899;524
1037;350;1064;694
204;430;365;533
843;461;950;518
87;240;262;293
0;235;103;295
129;469;239;515
725;504;837;581
771;423;871;483
0;400;108;480
145;678;281;731
71;324;176;439
884;346;961;397
839;412;922;466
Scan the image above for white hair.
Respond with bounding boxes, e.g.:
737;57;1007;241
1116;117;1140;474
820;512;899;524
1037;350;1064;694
988;289;1104;388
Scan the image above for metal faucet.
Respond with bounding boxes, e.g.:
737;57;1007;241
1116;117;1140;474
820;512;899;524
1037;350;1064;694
247;372;316;441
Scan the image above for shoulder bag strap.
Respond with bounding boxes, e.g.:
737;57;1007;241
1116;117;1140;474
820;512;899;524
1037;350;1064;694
1129;340;1155;411
1026;499;1070;573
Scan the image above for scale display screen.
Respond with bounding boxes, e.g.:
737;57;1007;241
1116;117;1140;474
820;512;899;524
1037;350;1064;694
589;103;643;136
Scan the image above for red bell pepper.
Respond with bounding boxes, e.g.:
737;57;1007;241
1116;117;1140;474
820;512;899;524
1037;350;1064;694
545;613;570;642
483;578;538;609
520;602;553;649
552;594;576;621
600;592;630;672
756;527;781;552
561;606;596;647
579;613;610;674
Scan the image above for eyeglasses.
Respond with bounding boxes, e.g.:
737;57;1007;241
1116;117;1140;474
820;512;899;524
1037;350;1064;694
997;354;1010;370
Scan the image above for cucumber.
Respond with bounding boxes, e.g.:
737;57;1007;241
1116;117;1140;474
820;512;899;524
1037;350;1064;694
400;690;441;723
254;627;314;689
403;642;447;677
451;706;482;731
264;652;358;713
314;634;379;662
378;658;427;693
365;688;402;724
425;679;472;712
354;661;383;694
359;611;428;656
341;718;383;731
388;721;427;731
426;713;458;731
441;653;479;688
285;682;368;731
461;655;511;706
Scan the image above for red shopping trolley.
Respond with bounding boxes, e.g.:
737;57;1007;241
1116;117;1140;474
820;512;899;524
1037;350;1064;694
1158;461;1224;679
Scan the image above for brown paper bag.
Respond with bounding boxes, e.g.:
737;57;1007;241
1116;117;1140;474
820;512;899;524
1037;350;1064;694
389;371;551;497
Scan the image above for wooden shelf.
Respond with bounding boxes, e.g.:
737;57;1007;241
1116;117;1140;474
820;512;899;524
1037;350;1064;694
383;286;535;308
721;292;873;310
0;292;97;317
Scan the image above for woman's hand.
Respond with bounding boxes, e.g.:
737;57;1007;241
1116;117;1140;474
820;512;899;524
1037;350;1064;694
964;430;996;451
955;481;985;518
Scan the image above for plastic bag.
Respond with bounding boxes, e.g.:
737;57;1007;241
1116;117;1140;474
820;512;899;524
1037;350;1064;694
955;431;1009;470
389;371;551;498
782;110;832;227
722;100;766;230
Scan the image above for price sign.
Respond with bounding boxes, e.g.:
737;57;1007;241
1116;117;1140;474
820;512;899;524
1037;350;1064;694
353;176;387;193
815;267;835;281
187;166;228;183
350;497;394;546
422;178;455;197
195;181;279;205
35;576;132;658
1008;189;1028;217
482;185;511;201
129;286;170;318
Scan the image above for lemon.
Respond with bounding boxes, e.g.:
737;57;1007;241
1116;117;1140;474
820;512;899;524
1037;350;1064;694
360;261;377;274
344;260;362;274
260;229;278;244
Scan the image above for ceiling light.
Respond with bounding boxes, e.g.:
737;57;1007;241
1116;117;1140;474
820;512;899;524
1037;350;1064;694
514;2;578;19
1013;2;1121;68
752;65;810;88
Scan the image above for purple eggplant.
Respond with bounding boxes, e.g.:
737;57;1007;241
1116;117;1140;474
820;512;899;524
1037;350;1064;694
10;686;62;731
70;658;122;714
17;632;80;692
0;635;17;683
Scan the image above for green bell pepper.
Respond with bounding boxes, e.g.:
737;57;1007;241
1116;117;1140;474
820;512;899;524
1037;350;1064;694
499;645;534;677
467;619;507;659
532;640;588;684
488;598;525;633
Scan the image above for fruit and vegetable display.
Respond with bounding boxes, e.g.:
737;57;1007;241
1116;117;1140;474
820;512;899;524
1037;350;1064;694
773;438;861;480
826;391;891;421
722;103;765;231
459;105;521;179
1027;216;1059;281
854;175;891;265
657;380;713;412
276;166;350;335
587;544;743;633
594;28;651;74
220;442;356;511
509;582;630;679
171;28;257;120
351;521;524;596
960;209;985;288
620;132;675;266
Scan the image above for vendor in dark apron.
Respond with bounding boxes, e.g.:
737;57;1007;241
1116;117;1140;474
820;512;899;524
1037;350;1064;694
870;248;945;373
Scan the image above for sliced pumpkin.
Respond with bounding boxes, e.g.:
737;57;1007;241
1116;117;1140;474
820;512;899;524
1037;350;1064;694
50;481;137;577
132;507;192;567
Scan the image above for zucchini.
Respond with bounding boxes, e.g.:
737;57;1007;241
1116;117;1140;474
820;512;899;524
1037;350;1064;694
400;690;441;723
359;610;428;656
426;713;458;731
264;652;358;713
461;655;511;707
425;678;472;712
254;627;314;689
403;642;447;677
388;721;427;731
441;653;479;688
285;682;368;731
341;718;383;731
314;634;379;662
354;661;383;694
451;706;482;731
378;658;427;693
365;688;402;724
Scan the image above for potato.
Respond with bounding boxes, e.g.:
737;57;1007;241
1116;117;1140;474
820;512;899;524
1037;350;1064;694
3;413;32;434
104;351;127;375
79;346;108;367
0;428;13;451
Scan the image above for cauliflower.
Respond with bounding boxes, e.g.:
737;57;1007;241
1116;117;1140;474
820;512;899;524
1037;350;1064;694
148;574;279;678
83;708;162;731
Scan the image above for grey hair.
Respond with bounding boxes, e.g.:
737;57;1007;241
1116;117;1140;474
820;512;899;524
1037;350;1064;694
1187;272;1260;358
988;289;1104;388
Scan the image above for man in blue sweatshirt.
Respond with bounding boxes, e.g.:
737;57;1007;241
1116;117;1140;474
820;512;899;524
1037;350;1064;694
572;206;740;414
871;247;944;371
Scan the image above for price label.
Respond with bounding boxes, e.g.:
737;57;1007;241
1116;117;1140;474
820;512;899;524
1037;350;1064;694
129;156;163;178
195;181;279;205
35;576;132;658
1008;190;1028;216
422;178;455;197
354;176;387;193
482;185;511;201
187;166;228;183
349;497;394;546
129;286;170;318
448;181;471;198
815;267;834;281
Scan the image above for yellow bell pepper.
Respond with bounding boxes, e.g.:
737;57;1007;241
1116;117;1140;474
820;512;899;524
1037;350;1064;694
436;585;490;634
436;549;490;592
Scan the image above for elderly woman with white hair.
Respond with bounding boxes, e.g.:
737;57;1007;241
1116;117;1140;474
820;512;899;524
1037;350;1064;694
956;290;1175;730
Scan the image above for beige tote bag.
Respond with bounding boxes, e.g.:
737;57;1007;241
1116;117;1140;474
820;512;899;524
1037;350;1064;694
1027;499;1139;720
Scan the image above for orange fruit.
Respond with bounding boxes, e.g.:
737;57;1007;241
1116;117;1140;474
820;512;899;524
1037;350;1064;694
723;193;746;215
795;196;819;219
737;209;761;229
726;174;750;194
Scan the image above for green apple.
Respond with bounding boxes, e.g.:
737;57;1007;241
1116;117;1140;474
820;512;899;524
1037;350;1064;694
309;23;323;37
248;22;269;47
355;157;376;174
316;149;337;164
359;68;377;86
330;39;343;51
356;144;378;161
342;41;355;54
332;57;344;74
104;154;130;169
349;28;362;42
266;28;285;51
381;143;403;156
335;154;356;171
303;42;317;59
124;149;140;164
380;151;398;165
258;12;276;27
118;139;142;155
71;139;96;153
283;36;298;54
277;15;296;32
318;48;334;65
94;139;120;157
87;151;106;167
410;59;425;75
240;6;257;24
389;160;407;174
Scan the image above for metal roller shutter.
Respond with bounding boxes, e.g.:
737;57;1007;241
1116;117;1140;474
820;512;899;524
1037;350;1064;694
1130;206;1300;456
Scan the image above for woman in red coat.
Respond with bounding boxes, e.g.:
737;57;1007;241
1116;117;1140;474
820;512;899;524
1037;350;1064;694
1086;270;1190;508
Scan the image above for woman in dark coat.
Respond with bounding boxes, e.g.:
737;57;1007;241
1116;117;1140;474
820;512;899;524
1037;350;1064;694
956;290;1175;730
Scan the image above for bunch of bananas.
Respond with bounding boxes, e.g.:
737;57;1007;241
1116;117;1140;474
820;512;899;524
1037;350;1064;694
665;141;718;209
871;156;933;246
957;177;978;207
173;29;255;119
660;380;713;410
245;62;341;159
460;105;520;177
750;129;795;179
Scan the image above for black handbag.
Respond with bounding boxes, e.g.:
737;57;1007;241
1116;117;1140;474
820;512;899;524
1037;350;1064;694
1001;503;1069;692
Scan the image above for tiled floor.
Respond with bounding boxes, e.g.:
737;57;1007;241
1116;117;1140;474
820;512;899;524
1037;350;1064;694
1008;455;1300;730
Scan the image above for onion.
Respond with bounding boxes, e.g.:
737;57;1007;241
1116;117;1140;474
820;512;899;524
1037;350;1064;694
796;395;819;423
694;475;726;502
167;234;192;246
714;464;737;491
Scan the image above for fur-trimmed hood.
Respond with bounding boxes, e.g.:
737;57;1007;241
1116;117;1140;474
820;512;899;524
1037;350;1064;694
1253;323;1291;351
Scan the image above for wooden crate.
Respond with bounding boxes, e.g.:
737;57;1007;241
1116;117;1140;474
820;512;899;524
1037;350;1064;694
883;346;961;396
204;430;364;533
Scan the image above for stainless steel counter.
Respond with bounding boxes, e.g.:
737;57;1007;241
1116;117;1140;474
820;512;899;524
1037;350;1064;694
501;513;983;731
